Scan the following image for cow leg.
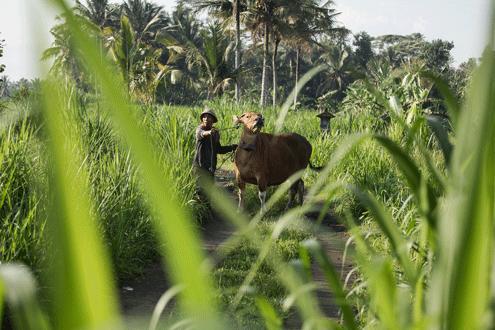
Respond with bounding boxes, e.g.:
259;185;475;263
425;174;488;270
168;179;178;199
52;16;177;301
235;167;246;211
287;179;304;209
296;180;305;205
287;182;298;209
257;178;268;214
237;181;246;211
258;189;267;214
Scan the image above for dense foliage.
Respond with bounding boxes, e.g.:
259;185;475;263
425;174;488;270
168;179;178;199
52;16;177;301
33;0;477;109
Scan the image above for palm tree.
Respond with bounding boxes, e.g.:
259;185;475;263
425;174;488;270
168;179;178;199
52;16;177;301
75;0;113;29
76;0;121;99
121;0;168;45
158;5;204;87
161;18;238;99
233;0;242;102
317;43;359;100
104;14;167;104
268;5;289;108
246;0;338;108
42;15;99;87
200;24;239;98
184;0;247;102
245;0;279;107
42;20;74;77
269;0;310;107
282;0;340;108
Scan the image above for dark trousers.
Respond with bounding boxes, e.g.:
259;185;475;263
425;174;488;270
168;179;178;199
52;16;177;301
194;166;214;204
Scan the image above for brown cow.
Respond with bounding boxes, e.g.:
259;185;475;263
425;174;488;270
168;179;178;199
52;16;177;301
233;111;316;212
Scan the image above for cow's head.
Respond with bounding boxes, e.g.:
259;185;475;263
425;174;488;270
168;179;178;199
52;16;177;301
233;112;265;134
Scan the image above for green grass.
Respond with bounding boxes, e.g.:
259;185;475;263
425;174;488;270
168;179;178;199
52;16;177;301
0;115;46;273
213;222;311;329
0;80;467;328
0;74;453;328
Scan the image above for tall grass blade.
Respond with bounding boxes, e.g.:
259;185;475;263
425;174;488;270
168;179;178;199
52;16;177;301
421;71;460;127
149;285;184;330
41;80;120;329
425;115;453;166
365;83;447;191
431;8;495;327
373;135;438;229
366;258;399;329
275;65;325;133
350;186;417;283
230;205;313;307
306;134;368;200
413;269;426;325
252;170;304;222
343;212;374;262
0;264;49;330
255;296;282;330
199;180;327;327
301;239;358;330
0;281;3;326
49;0;221;327
344;214;403;328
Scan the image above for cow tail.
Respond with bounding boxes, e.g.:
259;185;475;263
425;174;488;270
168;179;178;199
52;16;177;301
309;162;324;171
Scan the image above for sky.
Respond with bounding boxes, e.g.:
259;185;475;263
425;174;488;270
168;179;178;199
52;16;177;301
0;0;491;81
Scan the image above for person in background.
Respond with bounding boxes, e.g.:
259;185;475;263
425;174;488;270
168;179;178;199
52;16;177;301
193;106;237;184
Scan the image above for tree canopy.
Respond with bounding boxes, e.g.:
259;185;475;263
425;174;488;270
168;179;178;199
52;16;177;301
35;0;470;107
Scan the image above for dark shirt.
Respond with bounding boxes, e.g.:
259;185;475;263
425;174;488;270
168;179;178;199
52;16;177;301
194;125;236;174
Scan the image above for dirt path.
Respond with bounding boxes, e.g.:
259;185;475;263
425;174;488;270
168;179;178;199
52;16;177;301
312;222;354;319
119;171;354;328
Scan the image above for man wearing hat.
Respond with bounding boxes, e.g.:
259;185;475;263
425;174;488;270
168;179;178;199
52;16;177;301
194;107;237;178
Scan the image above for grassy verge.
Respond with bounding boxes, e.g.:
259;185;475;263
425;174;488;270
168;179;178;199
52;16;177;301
214;222;311;328
0;94;438;278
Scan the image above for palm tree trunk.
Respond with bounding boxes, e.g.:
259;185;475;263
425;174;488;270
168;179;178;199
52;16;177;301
260;23;270;107
234;0;241;103
272;36;280;108
293;47;300;109
289;57;293;78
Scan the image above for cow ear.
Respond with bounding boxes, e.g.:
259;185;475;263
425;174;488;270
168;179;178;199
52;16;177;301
233;115;240;124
